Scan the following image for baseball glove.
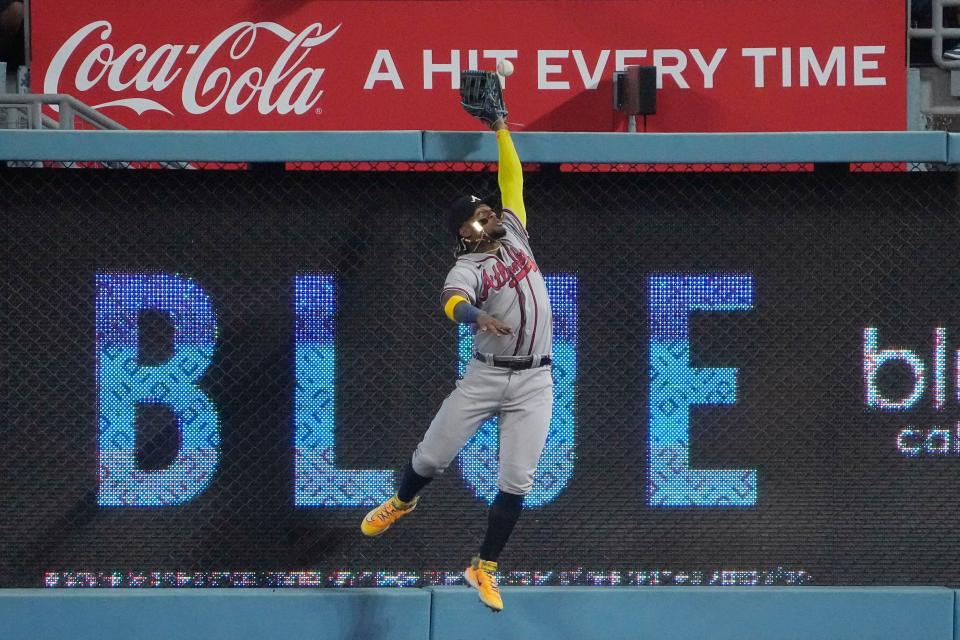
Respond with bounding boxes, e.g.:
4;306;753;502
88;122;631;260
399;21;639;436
460;70;508;126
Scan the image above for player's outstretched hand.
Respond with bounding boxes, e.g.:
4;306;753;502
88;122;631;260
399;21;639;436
476;313;513;335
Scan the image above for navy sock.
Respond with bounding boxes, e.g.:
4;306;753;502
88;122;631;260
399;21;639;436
396;461;432;503
479;491;525;562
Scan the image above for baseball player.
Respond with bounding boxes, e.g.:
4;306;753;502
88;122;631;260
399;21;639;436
360;79;553;613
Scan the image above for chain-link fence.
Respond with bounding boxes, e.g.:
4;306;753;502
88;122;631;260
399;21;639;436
3;165;960;588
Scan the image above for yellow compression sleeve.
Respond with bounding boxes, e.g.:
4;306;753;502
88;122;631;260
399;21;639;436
444;295;469;322
497;129;526;226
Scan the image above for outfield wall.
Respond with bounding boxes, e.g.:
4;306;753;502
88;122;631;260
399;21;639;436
4;132;960;639
2;588;956;640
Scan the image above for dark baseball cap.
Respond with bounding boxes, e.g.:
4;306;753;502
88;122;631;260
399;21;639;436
447;194;496;236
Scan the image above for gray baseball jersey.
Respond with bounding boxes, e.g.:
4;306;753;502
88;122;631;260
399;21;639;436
413;207;554;495
442;209;553;357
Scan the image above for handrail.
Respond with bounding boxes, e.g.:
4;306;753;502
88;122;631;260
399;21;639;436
908;0;960;69
0;93;126;130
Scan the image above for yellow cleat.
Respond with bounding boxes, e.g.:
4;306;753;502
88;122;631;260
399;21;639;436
463;556;503;612
360;495;419;537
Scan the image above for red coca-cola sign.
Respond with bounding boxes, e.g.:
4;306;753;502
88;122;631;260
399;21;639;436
30;0;905;131
42;21;339;119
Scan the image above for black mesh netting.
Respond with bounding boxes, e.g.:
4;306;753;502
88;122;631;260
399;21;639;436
3;166;960;588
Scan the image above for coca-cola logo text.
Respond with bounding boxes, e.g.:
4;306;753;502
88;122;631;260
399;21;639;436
44;20;341;117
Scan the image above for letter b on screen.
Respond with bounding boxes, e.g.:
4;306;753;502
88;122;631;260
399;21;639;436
95;273;219;506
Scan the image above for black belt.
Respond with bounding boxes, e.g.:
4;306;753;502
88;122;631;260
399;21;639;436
474;353;552;370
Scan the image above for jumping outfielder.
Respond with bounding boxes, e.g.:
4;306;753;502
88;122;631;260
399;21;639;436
360;72;553;613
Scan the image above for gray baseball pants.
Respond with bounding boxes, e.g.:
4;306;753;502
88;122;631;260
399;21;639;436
411;358;553;495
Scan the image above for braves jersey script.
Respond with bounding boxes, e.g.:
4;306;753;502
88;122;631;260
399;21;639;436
443;208;552;357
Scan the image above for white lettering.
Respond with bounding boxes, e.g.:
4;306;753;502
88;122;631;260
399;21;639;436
364;50;403;89
253;24;331;115
423;49;460;89
690;48;725;89
46;20;111;95
741;47;776;88
614;49;647;71
799;46;845;87
135;45;184;92
106;44;147;91
277;67;326;115
572;50;610;89
182;23;246;114
75;44;113;91
781;47;792;87
653;49;688;89
45;20;340;117
225;68;264;113
854;45;886;86
538;50;569;89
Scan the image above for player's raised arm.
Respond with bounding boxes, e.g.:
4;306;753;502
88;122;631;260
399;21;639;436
492;120;527;227
459;70;526;225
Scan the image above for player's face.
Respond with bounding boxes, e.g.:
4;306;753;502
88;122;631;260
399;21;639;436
463;204;506;241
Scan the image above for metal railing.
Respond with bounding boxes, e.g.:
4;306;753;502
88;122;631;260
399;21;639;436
907;0;960;117
909;0;960;68
0;93;125;130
